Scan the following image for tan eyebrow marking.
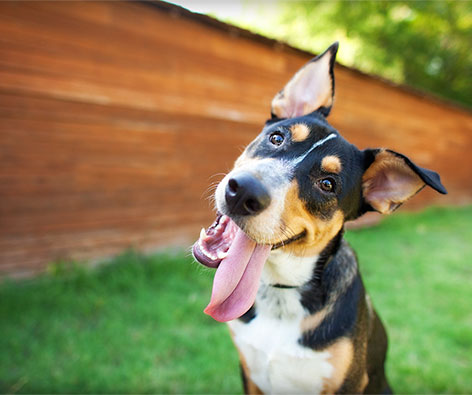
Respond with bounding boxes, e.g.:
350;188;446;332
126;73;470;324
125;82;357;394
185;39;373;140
321;155;342;174
290;123;310;142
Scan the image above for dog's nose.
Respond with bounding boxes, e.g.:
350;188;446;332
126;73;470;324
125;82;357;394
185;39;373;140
225;173;271;216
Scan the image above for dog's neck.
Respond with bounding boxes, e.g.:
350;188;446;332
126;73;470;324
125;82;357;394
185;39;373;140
262;252;321;287
262;230;344;287
258;230;357;316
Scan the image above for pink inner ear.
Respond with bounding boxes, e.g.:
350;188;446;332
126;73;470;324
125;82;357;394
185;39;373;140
363;152;425;214
271;52;333;119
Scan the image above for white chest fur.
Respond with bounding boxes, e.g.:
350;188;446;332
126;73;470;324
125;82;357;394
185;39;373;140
228;263;334;394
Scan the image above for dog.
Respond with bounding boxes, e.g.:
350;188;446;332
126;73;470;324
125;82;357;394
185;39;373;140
192;42;446;394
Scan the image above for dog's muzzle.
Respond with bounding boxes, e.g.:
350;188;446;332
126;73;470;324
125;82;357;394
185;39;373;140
224;172;271;216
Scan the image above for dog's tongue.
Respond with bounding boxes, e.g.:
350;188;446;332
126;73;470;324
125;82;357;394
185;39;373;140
204;228;271;322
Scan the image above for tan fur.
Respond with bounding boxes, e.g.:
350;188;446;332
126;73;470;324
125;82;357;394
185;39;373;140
365;294;374;334
360;372;369;392
321;155;342;174
279;180;344;257
290;123;311;142
300;309;328;333
362;150;424;214
321;338;354;394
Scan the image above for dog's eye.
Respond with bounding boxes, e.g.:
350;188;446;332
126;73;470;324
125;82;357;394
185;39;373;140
269;132;284;146
318;178;336;193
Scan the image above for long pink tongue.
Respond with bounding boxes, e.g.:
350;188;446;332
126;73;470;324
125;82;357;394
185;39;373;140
204;228;271;322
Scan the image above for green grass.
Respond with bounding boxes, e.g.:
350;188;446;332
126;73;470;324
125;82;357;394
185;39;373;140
1;206;471;394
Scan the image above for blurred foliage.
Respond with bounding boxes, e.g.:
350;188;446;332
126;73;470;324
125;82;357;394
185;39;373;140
219;0;472;108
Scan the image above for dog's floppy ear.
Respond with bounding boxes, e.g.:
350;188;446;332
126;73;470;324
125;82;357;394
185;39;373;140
362;149;447;214
271;42;338;119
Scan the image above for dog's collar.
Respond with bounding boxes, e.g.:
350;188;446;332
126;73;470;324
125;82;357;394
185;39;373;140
269;283;299;289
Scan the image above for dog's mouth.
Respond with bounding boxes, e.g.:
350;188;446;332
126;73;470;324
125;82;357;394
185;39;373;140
193;213;235;269
192;212;304;322
272;230;306;250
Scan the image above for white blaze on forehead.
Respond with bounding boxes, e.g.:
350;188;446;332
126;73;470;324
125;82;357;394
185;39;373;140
291;133;337;166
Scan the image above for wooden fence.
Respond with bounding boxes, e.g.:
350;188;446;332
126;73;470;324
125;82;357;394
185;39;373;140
1;1;471;276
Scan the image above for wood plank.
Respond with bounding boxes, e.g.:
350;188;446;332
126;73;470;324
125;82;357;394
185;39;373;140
0;1;470;277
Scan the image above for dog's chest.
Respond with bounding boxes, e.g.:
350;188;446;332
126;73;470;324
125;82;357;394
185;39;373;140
228;287;333;394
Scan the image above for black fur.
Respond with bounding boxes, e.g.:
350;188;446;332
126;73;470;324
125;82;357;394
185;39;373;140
239;304;256;323
300;274;363;350
299;230;344;314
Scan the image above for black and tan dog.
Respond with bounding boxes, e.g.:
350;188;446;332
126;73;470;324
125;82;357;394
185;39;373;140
192;42;446;394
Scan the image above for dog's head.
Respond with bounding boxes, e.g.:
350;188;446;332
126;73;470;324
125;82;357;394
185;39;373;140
193;43;446;322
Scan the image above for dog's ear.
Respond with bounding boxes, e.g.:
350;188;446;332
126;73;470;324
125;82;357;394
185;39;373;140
362;149;447;214
271;42;338;119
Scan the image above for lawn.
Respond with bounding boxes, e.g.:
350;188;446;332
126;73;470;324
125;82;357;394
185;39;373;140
1;206;471;393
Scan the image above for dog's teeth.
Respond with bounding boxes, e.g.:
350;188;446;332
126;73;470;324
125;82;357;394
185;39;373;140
200;228;207;239
217;251;228;260
198;240;210;255
200;244;218;261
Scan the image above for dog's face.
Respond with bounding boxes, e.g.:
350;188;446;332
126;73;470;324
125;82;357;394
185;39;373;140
214;113;363;257
193;42;446;322
213;43;445;257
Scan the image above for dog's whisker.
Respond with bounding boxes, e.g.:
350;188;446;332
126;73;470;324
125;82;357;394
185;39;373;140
208;172;227;180
201;183;220;201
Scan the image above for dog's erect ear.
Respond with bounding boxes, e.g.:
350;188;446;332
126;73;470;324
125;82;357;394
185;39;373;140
271;42;338;119
362;149;447;214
